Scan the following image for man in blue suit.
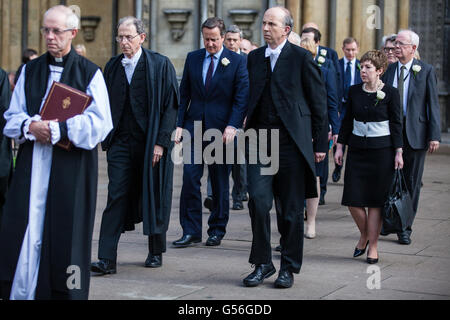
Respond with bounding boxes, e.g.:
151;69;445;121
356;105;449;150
332;37;362;183
173;17;249;247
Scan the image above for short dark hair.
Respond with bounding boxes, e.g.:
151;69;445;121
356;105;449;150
202;17;226;36
360;50;388;75
22;48;38;63
343;37;359;47
301;27;321;43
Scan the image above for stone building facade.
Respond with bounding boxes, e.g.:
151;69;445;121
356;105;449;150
0;0;448;130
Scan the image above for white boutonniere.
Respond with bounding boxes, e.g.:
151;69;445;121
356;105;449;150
317;56;326;66
375;90;386;106
221;57;230;67
412;64;421;77
320;49;327;57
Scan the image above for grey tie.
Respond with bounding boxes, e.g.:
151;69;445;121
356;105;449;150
398;65;406;117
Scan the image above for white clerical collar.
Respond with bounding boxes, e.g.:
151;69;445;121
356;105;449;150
265;39;287;57
205;46;224;60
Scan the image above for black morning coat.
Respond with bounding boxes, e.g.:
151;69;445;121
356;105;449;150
0;48;101;300
101;47;179;236
0;68;12;182
245;41;328;199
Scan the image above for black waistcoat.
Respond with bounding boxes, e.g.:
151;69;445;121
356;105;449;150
25;49;98;117
116;54;148;141
254;58;283;129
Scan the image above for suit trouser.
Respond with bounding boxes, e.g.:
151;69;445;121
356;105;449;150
180;142;231;239
0;175;9;230
247;131;306;273
401;134;427;237
98;137;165;261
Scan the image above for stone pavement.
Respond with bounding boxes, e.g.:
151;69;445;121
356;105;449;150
89;135;450;300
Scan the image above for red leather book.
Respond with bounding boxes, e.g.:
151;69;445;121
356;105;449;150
40;81;92;150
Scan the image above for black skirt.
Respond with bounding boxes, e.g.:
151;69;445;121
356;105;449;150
342;146;395;208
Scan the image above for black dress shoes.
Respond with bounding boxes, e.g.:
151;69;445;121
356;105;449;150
91;259;117;275
243;263;276;287
332;167;341;183
206;235;222;246
318;194;325;205
145;253;162;268
353;240;369;258
367;256;379;264
232;202;244;210
274;270;294;288
397;232;411;245
275;245;282;252
172;235;201;247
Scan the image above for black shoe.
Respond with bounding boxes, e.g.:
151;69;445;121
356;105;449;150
205;235;222;246
274;270;294;288
145;253;162;268
397;232;411;245
367;256;379;264
332;167;341;182
91;259;117;275
204;197;213;212
232;202;244;210
353;240;369;258
275;245;282;252
242;194;248;201
243;263;276;287
172;235;202;248
319;195;325;205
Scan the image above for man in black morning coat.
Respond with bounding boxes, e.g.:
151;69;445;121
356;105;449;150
91;16;179;273
243;7;327;289
0;68;12;229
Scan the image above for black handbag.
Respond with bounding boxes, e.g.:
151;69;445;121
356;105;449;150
382;169;414;234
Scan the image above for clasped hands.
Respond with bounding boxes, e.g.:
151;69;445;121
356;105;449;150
28;119;57;144
174;126;237;145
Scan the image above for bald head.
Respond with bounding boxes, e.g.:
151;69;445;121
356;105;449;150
302;22;319;31
240;38;253;54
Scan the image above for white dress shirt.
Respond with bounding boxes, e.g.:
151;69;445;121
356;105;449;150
392;58;414;115
265;39;287;71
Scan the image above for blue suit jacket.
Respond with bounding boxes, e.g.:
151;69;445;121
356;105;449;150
339;58;362;113
318;46;341;102
177;47;249;135
319;60;339;135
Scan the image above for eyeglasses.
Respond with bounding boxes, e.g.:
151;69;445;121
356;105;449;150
383;47;395;53
40;27;74;36
115;34;140;43
394;41;413;47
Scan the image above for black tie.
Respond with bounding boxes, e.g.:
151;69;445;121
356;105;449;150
344;61;352;101
398;65;406;116
205;54;214;91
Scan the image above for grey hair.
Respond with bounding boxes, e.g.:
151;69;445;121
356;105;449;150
118;16;146;34
226;25;243;38
398;29;420;49
278;7;294;34
44;5;80;29
382;33;397;46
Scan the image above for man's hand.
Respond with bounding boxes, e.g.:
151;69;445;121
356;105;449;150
314;152;326;163
152;145;164;167
428;140;440;154
334;143;344;166
222;126;237;145
174;127;183;144
332;134;338;147
28;120;52;144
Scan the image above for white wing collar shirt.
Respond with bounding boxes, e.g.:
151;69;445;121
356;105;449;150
121;47;143;84
2;63;113;300
265;39;287;71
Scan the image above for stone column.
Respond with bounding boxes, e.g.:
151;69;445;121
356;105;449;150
398;0;409;30
286;0;302;34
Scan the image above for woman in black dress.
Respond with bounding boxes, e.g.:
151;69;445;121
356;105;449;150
334;50;403;264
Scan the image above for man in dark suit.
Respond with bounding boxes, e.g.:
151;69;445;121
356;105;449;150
91;16;179;273
300;28;340;206
243;7;327;288
0;68;12;230
382;29;441;245
173;17;249;248
332;37;362;183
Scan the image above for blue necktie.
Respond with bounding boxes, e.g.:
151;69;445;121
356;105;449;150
205;54;214;91
344;61;352;101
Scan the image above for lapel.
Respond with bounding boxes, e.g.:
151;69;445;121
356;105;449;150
195;49;207;97
407;58;418;106
355;59;362;84
385;63;397;86
272;41;292;77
